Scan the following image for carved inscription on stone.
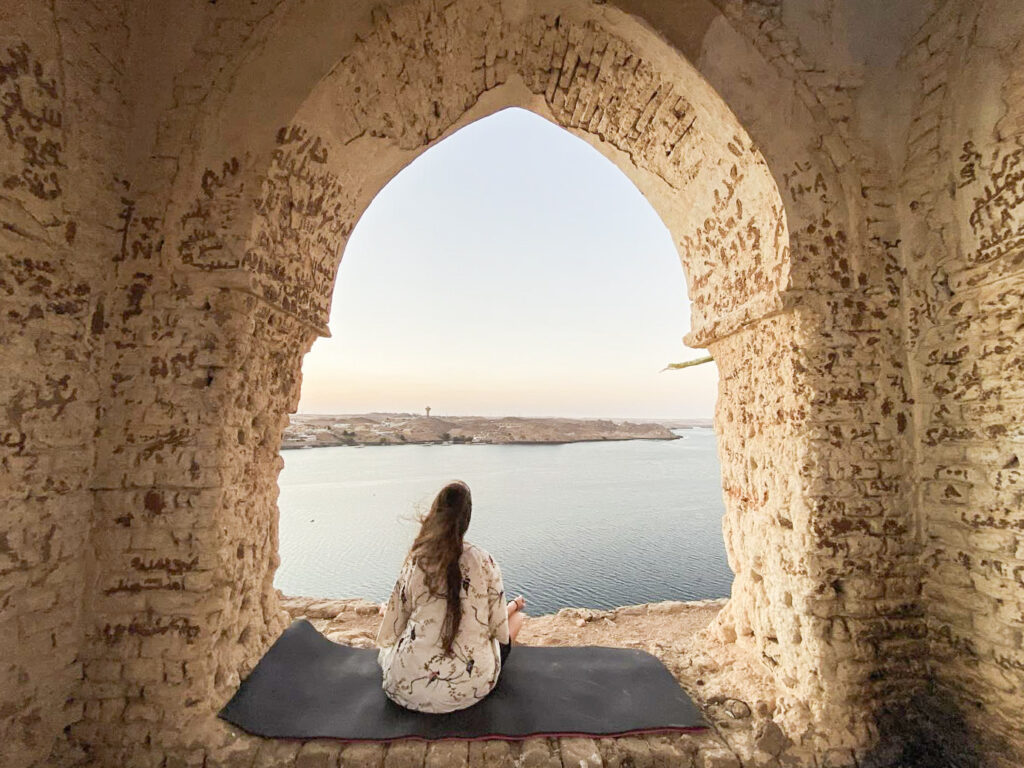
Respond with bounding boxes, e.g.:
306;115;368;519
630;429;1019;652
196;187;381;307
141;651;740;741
0;42;63;201
101;616;201;645
963;140;1024;267
115;193;161;264
244;125;351;326
680;140;788;327
783;158;854;291
179;156;245;270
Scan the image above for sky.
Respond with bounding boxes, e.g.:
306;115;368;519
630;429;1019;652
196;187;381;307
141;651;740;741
297;108;718;419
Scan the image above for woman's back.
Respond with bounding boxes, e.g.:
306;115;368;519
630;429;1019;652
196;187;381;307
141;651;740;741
376;541;510;712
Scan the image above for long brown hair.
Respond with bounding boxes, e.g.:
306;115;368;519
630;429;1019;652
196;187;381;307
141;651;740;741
409;480;472;654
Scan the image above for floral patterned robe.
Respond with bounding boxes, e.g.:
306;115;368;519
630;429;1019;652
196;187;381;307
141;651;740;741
375;541;510;713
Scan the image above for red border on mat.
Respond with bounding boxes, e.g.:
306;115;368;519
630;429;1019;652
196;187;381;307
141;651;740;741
273;726;710;743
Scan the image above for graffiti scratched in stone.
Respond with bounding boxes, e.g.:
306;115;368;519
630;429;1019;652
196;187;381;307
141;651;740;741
0;42;63;201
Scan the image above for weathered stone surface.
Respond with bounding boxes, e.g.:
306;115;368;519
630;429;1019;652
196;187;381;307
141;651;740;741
2;0;1023;767
697;746;741;768
558;737;603;767
382;741;428;768
423;741;468;768
467;740;515;768
295;740;344;768
517;739;560;768
892;3;1024;767
340;743;386;768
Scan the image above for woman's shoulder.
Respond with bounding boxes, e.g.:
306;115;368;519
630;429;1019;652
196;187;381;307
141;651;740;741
462;540;484;556
462;541;498;568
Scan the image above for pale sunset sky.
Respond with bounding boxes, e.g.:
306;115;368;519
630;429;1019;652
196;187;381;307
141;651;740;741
297;108;717;419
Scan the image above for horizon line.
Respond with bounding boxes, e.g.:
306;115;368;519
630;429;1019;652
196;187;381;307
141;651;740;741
293;411;714;420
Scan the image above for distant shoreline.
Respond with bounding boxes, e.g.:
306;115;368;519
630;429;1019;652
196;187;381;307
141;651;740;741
282;435;688;450
282;413;713;450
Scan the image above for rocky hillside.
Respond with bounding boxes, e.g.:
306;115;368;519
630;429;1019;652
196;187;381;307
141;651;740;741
281;413;706;449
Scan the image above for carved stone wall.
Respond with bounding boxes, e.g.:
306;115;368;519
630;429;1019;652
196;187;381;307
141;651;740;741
899;2;1024;765
0;2;131;765
1;1;1022;767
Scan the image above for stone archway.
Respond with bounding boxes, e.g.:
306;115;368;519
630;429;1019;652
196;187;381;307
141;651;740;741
180;0;794;681
20;1;1024;766
64;0;919;764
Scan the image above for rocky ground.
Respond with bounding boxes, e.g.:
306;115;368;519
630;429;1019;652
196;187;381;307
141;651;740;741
275;595;828;768
281;414;700;449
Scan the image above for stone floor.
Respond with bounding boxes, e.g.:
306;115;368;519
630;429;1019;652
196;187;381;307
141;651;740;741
245;595;835;768
47;596;849;767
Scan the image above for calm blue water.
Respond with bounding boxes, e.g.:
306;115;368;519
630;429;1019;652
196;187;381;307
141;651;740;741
275;429;732;616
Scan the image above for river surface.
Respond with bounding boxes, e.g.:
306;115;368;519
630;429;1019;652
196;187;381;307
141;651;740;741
275;428;732;616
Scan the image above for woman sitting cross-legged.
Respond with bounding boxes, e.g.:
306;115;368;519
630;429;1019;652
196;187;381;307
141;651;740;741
375;480;527;713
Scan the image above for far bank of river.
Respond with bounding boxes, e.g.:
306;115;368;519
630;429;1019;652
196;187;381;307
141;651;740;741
274;428;730;616
283;412;711;449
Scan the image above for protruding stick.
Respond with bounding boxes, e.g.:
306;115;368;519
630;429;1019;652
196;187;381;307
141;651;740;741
660;354;713;372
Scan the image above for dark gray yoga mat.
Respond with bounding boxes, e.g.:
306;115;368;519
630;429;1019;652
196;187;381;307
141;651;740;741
219;619;707;741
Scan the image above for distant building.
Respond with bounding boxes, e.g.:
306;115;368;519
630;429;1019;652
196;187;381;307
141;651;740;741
425;406;431;417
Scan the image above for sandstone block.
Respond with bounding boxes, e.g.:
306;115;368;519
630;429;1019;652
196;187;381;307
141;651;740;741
696;746;740;768
425;741;468;768
558;737;602;767
295;740;342;768
382;741;428;768
467;740;514;768
339;743;385;768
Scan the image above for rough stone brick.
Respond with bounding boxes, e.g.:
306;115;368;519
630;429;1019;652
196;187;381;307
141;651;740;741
2;1;1023;768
